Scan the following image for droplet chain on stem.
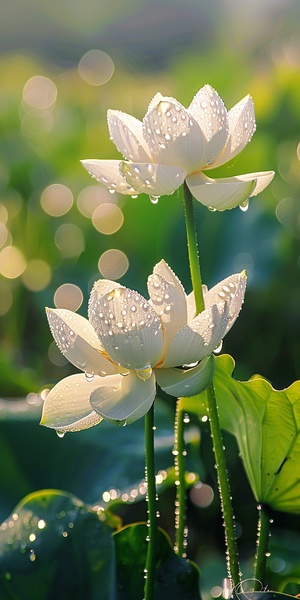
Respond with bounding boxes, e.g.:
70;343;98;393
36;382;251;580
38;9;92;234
144;404;157;600
254;504;272;590
182;181;240;586
173;401;188;557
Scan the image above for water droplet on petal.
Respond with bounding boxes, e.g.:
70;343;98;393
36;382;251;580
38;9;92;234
214;340;223;354
208;206;217;212
56;430;65;439
135;365;152;380
85;372;95;382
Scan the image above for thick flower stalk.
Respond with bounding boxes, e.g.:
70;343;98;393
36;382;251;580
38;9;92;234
41;261;246;432
81;84;274;210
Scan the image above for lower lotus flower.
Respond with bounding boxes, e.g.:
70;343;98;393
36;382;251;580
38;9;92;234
41;261;246;432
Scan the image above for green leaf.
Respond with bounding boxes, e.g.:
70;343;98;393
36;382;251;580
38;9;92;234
182;355;300;513
0;489;116;600
0;398;201;522
113;523;201;600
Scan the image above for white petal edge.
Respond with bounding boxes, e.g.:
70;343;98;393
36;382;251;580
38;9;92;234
89;287;164;371
155;355;215;398
81;159;141;196
233;170;275;196
210;95;256;169
90;371;156;425
40;374;104;432
161;301;230;368
107;110;152;162
46;308;118;376
186;172;256;210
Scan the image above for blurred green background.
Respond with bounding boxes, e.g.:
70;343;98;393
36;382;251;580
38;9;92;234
0;0;300;596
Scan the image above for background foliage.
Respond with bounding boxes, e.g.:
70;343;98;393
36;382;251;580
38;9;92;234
0;0;300;597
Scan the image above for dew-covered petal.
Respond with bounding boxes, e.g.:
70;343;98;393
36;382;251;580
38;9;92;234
90;371;156;425
46;308;118;376
188;84;229;167
204;271;247;335
155;355;215;398
81;159;140;196
148;260;187;347
143;97;206;172
186;171;256;210
161;302;230;368
107;110;151;162
186;291;196;321
40;374;104;432
120;162;187;196
89;287;164;371
210;95;256;168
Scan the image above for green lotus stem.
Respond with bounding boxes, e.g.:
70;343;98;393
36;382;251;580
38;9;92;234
182;182;240;585
254;504;271;590
174;399;187;557
144;403;157;600
183;183;205;315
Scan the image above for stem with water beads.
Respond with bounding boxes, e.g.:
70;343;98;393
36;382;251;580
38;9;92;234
254;504;272;590
144;403;157;600
181;182;240;586
174;399;188;557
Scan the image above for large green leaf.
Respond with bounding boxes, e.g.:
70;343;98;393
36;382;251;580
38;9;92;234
0;490;116;600
182;355;300;513
114;523;201;600
0;397;201;522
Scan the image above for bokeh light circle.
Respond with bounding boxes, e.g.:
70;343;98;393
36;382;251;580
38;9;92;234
23;76;57;110
48;341;68;366
55;224;85;258
92;203;124;234
0;223;9;248
77;186;117;218
189;482;214;508
98;249;129;279
22;259;52;291
78;50;114;86
41;184;73;217
54;283;83;311
0;246;26;279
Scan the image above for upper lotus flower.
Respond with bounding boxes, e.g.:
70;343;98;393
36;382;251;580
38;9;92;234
41;261;246;432
81;84;274;210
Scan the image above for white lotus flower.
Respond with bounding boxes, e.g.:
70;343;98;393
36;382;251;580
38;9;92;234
81;84;274;210
41;261;246;432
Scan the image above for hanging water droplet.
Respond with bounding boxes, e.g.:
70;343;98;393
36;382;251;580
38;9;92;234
208;206;217;212
149;195;160;205
239;199;249;212
214;340;223;354
56;430;65;439
183;413;190;424
85;372;95;382
135;365;152;380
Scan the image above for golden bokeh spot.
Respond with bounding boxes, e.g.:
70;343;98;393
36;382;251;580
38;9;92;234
77;186;117;218
55;224;85;258
0;223;9;248
22;259;52;291
92;203;124;235
41;184;73;217
0;245;26;279
78;50;114;86
22;76;57;110
98;249;129;280
54;283;83;311
0;204;8;224
0;282;12;315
